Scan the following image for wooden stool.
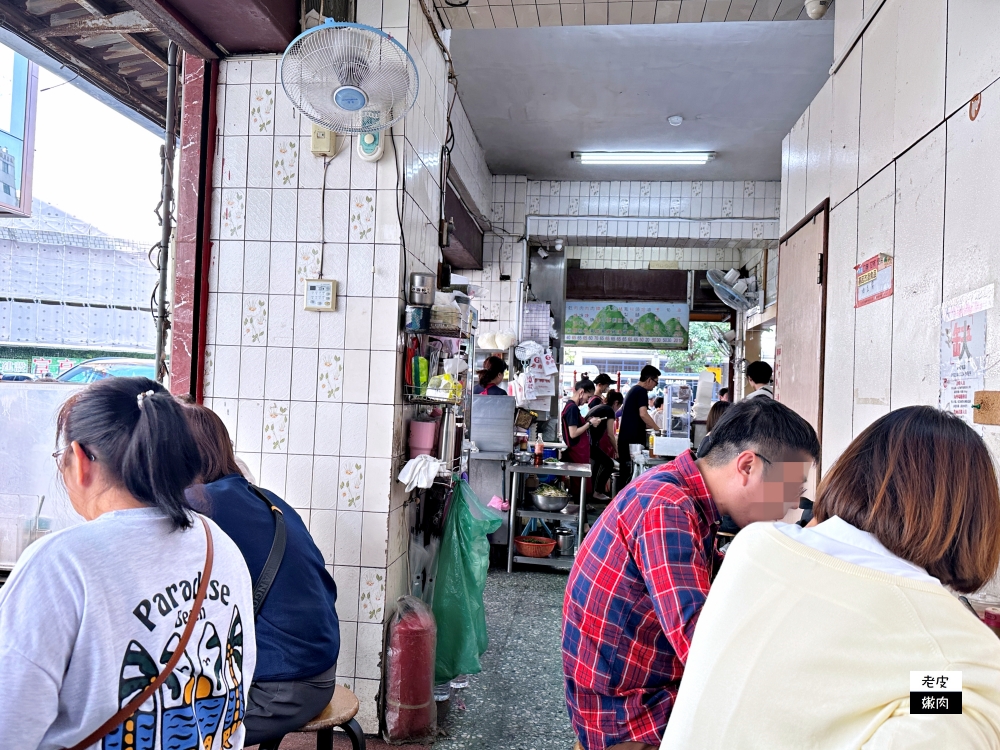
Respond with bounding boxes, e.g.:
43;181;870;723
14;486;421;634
258;685;365;750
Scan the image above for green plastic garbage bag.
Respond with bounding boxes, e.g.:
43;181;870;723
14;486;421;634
432;479;503;684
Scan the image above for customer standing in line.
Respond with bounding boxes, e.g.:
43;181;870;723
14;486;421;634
0;378;256;750
564;398;820;750
616;365;663;488
743;360;773;399
589;390;624;501
183;404;340;746
661;406;1000;749
589;373;615;410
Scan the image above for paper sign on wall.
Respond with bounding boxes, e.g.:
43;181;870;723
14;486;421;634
855;254;894;308
940;285;994;430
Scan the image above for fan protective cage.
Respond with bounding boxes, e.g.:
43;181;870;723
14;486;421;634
281;20;419;135
706;269;752;312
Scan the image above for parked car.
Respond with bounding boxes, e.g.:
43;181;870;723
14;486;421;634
57;357;156;383
0;373;37;382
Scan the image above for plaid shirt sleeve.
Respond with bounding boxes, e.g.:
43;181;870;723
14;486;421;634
634;501;712;665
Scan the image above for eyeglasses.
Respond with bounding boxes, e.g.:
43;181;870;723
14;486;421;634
52;444;97;466
754;452;773;466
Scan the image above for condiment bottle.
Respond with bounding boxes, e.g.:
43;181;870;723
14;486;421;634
983;607;1000;638
534;434;544;466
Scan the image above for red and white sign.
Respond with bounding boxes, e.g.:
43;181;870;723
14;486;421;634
855;254;894;308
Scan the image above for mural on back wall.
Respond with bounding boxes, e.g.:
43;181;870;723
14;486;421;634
564;301;689;350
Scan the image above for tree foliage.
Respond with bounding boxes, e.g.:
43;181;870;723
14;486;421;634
658;322;729;372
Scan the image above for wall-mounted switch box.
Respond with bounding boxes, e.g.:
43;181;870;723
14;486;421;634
310;123;337;156
304;278;337;311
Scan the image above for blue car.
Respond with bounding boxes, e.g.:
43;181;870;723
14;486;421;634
57;357;156;384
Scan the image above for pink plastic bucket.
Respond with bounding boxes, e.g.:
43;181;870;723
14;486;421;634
409;420;438;458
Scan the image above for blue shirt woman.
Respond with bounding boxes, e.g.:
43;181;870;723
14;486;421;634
183;404;339;745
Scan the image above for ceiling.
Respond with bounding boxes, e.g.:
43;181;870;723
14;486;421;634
0;0;298;128
437;0;824;31
451;20;834;181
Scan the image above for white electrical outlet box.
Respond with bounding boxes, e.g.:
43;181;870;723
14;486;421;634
304;279;337;311
310;123;337;156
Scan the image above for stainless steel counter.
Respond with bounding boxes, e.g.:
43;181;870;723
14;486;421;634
506;461;592;572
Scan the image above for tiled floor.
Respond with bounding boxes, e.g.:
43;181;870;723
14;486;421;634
250;567;574;750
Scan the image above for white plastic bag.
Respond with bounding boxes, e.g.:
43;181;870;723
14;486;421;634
542;350;559;375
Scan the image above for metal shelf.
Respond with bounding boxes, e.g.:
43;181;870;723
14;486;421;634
517;508;577;522
406;327;471;339
514;554;574;569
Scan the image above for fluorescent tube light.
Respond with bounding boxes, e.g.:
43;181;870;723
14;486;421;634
572;151;716;165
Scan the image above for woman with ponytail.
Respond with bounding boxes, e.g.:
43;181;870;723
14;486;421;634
0;377;256;750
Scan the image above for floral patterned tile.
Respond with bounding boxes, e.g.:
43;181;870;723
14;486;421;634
249;86;275;134
263;400;289;453
339;458;365;510
359;567;385;622
202;346;214;397
318;350;344;401
242;295;267;345
295;244;322;292
273;138;298;188
221;190;245;239
349;192;375;242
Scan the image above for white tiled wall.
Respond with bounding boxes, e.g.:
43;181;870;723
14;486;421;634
468;177;779;338
569;245;743;271
466;175;527;333
436;0;811;30
202;0;467;724
526;178;779;248
781;0;1000;484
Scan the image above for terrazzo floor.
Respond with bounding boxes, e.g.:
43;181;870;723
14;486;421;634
250;567;575;750
434;568;575;750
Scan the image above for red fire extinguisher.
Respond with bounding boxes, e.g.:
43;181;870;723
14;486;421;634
383;596;437;741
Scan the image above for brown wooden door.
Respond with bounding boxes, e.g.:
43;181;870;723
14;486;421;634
774;202;829;480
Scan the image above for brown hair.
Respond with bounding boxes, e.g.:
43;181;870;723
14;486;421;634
181;403;243;484
814;405;1000;592
706;399;731;432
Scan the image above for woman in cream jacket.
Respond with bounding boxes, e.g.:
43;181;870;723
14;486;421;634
661;406;1000;749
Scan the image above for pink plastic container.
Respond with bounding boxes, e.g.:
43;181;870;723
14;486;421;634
409;420;438;458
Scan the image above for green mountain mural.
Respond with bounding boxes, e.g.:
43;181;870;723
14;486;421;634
589;306;637;336
663;318;688;340
634;313;669;337
565;315;589;337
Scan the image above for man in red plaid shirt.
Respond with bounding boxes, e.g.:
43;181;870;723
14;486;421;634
563;397;820;750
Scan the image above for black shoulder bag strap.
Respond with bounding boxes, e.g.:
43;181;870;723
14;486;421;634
249;484;287;617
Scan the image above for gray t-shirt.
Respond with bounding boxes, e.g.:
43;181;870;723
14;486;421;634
0;507;256;750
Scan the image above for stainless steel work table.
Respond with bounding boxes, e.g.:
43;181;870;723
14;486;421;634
505;461;592;573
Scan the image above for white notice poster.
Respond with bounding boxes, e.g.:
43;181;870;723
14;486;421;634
940;310;986;432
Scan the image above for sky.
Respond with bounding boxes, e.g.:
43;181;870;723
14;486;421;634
33;67;163;244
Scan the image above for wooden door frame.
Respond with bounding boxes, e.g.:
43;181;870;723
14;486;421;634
776;198;830;472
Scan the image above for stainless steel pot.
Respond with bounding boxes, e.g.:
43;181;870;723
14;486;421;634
531;491;569;512
554;527;576;555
